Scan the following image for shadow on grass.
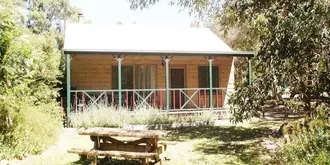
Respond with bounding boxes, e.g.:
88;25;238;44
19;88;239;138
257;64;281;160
163;125;275;142
248;120;283;128
194;139;270;164
264;111;303;120
164;125;277;165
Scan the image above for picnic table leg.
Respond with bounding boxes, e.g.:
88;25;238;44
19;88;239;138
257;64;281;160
91;156;97;165
79;155;87;161
90;136;100;165
141;158;149;165
154;137;162;165
106;156;112;161
93;136;100;149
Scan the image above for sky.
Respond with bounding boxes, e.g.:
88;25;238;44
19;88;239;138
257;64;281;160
69;0;195;27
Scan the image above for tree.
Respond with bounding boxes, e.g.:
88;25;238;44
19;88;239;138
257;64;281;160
23;0;82;101
24;0;79;33
208;21;259;83
222;0;330;122
0;0;79;159
0;0;61;126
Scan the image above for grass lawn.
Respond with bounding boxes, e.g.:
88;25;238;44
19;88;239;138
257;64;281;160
21;120;283;165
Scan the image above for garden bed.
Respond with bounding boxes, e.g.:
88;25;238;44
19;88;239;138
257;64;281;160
70;106;217;129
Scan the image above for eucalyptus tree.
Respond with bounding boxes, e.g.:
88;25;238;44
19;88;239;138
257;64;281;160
24;0;79;33
221;0;329;121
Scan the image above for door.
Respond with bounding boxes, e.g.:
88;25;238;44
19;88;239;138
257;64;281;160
170;68;185;109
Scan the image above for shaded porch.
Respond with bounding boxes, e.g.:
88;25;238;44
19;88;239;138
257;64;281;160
64;54;252;113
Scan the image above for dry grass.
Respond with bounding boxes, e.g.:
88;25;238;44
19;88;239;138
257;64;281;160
14;119;283;165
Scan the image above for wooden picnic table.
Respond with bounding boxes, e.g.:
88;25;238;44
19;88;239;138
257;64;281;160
68;127;169;165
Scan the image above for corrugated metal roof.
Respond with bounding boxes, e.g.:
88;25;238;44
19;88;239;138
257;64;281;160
63;23;253;57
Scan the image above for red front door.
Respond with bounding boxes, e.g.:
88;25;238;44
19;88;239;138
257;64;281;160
170;68;185;109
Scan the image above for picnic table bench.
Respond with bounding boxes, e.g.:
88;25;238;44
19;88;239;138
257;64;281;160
67;127;173;165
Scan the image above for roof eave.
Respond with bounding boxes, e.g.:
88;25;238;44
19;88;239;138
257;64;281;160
63;49;254;57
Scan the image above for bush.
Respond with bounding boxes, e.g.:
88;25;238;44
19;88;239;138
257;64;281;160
275;126;330;165
0;103;63;160
0;0;65;160
70;105;215;128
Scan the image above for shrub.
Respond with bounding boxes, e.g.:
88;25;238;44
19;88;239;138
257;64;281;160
0;0;66;160
275;126;330;165
0;103;63;160
70;105;215;128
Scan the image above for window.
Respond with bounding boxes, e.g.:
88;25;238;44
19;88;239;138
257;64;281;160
112;66;134;89
198;66;219;93
134;65;156;89
112;65;156;89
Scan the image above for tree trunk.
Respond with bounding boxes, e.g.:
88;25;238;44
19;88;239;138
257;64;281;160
303;93;312;119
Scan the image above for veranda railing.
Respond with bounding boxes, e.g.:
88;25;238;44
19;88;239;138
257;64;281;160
67;88;234;113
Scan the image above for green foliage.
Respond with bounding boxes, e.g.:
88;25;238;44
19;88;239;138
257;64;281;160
280;103;329;135
280;118;329;136
312;103;330;121
275;128;330;165
0;103;63;160
276;108;329;165
0;0;77;160
70;105;215;128
228;83;265;123
225;0;330;121
129;0;214;18
0;28;63;156
25;0;79;34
